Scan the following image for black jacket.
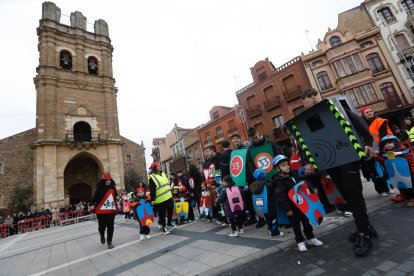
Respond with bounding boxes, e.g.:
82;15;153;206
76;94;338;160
273;171;300;213
92;179;118;207
220;148;233;178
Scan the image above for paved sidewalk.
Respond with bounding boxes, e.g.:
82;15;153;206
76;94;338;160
0;180;398;275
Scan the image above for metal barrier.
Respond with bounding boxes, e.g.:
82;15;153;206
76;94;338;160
60;213;96;226
17;216;51;233
0;224;10;237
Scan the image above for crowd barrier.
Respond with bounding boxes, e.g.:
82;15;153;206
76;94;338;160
0;210;95;238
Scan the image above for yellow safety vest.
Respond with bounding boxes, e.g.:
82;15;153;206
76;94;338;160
407;127;414;142
150;172;172;204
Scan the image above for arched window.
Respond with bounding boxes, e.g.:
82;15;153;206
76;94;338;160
378;7;396;24
329;36;342;48
366;53;385;73
73;121;92;142
60;50;72;70
88;56;98;75
316;71;332;91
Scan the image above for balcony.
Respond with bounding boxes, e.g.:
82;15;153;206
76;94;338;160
65;133;106;143
246;105;263;119
397;47;414;61
214;134;225;143
263;96;281;111
337;69;372;90
285;86;302;102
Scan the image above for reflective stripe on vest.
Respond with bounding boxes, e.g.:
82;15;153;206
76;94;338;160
368;118;393;143
407;127;414;142
150;172;172;204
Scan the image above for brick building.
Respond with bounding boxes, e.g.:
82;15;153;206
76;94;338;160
0;2;146;209
302;5;414;123
198;106;247;151
235;57;312;143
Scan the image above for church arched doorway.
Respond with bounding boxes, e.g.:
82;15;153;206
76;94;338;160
64;153;102;204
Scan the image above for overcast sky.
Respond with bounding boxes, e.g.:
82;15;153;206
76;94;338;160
0;0;362;167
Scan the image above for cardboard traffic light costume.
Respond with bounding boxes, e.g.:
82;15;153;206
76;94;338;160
285;98;366;170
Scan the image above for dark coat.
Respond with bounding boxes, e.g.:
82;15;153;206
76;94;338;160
92;179;118;207
220;148;233;178
273;172;300;213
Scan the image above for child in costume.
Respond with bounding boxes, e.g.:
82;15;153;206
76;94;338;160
250;168;284;237
273;155;323;252
132;187;152;240
217;176;245;237
199;181;213;222
171;186;181;224
377;135;414;206
123;198;132;222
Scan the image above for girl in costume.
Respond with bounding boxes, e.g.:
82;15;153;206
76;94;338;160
273;155;323;252
92;172;118;249
217;176;245;237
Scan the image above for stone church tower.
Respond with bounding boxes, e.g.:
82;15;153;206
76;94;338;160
29;2;139;208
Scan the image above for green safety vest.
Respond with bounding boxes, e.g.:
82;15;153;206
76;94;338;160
150;172;172;204
407;127;414;142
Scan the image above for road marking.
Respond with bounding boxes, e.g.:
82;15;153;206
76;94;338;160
0;233;29;254
29;223;190;276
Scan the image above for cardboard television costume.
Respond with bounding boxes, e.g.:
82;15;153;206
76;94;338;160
383;150;413;189
252;185;268;218
285;97;366;171
135;199;155;226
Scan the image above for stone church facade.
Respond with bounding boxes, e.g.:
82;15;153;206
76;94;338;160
0;2;147;209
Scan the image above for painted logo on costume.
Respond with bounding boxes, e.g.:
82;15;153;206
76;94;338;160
101;193;116;210
254;152;273;173
230;155;243;177
208;163;215;178
189;178;195;189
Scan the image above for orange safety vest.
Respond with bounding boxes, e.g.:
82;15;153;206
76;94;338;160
368;117;393;142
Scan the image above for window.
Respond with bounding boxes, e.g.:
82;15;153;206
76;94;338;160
212;111;219;120
257;66;267;82
293;106;305;115
378;7;396;24
0;162;3;174
73;121;92;142
402;0;414;13
283;75;298;93
333;55;365;78
343;83;378;107
361;41;374;48
329;36;342;48
273;115;285;129
394;34;411;51
60;50;72;70
247;95;256;109
216;127;223;138
316;71;332;91
205;132;211;143
254;122;265;134
366;53;385;73
263;86;275;100
87;56;98;75
228;120;236;132
126;155;132;163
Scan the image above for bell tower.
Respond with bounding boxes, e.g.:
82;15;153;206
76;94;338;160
33;2;125;208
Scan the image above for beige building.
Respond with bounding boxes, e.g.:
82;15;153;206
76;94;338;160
0;2;146;210
302;5;414;123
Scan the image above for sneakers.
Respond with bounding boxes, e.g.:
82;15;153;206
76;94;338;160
298;242;307;252
406;199;414;207
140;234;145;241
107;243;114;249
353;232;372;257
100;236;106;244
167;222;177;228
337;210;353;217
307;238;323;246
158;224;163;230
229;231;239;237
239;228;245;234
163;227;170;235
206;219;211;223
387;189;396;194
271;231;285;238
379;192;389;197
215;220;222;225
256;218;266;228
391;194;406;202
221;222;228;227
145;234;152;239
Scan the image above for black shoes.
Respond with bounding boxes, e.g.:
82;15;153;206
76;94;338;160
353;232;372;257
244;218;257;226
107;243;114;249
256;218;266;228
100;236;105;244
349;225;378;242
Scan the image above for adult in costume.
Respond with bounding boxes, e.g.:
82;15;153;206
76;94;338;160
92;172;118;249
148;162;174;234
